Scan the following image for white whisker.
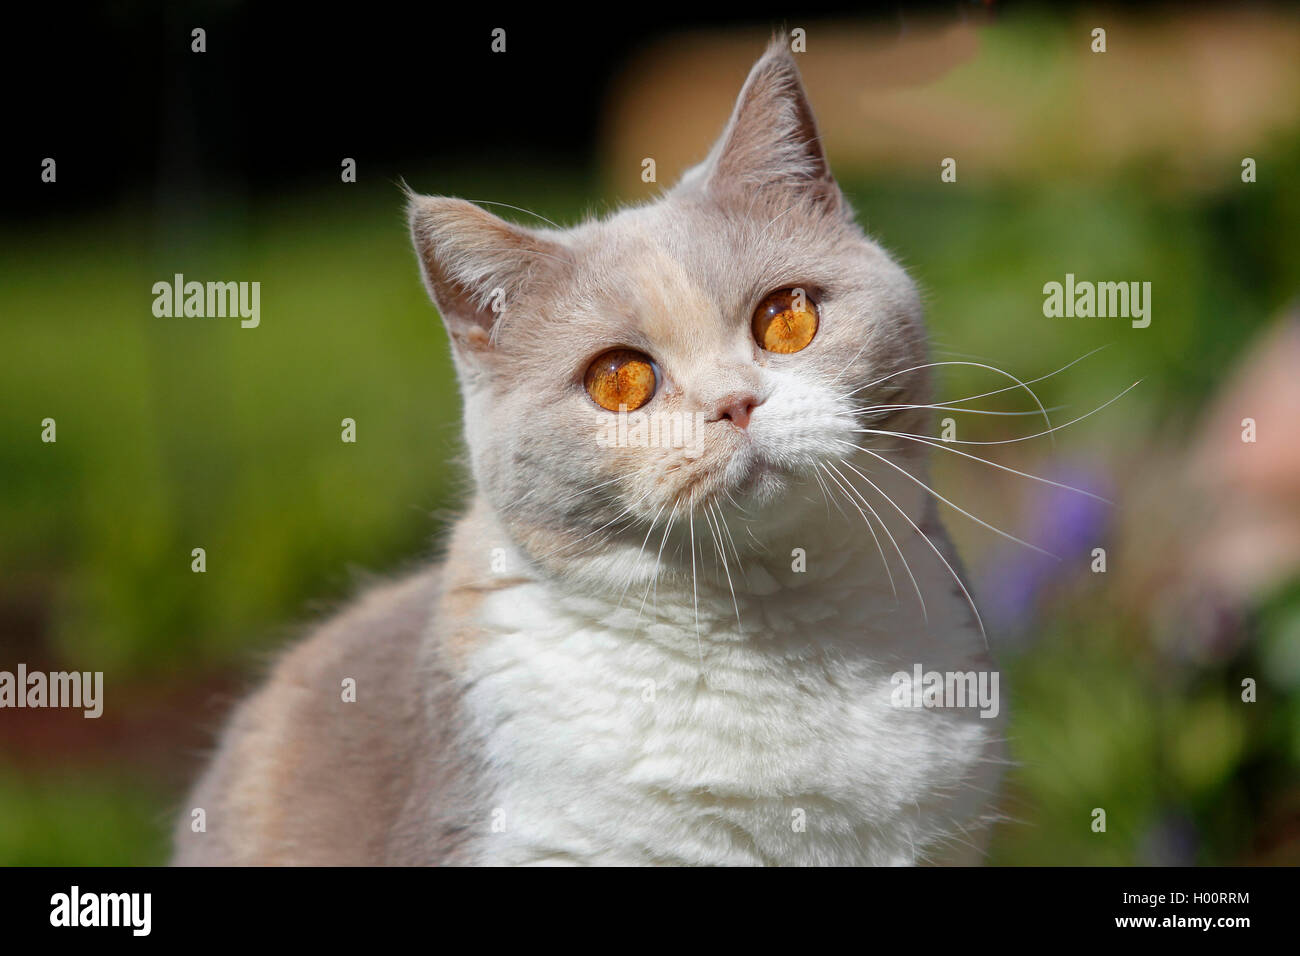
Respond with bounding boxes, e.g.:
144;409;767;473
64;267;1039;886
838;459;988;648
853;403;1066;418
618;500;668;609
688;508;703;666
820;461;904;607
841;441;1058;559
868;380;1142;446
705;503;743;637
846;360;1055;447
931;344;1109;408
640;502;679;624
714;502;748;581
858;429;1111;503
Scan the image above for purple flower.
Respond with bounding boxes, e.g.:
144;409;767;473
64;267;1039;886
979;463;1111;638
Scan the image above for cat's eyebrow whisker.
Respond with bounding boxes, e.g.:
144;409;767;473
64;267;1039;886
819;461;902;607
857;429;1112;504
861;379;1142;447
840;441;1058;560
760;202;799;239
836;458;988;649
460;198;564;231
845;360;1055;447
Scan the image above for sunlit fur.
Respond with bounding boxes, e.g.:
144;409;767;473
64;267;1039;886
175;38;1006;868
405;38;1005;864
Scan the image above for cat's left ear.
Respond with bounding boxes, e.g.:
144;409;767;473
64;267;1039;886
675;37;843;212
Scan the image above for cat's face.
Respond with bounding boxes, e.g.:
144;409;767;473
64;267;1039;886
410;40;929;576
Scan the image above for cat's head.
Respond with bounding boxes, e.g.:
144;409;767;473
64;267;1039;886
409;38;930;582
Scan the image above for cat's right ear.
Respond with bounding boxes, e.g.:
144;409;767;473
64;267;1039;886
674;37;843;214
407;193;567;358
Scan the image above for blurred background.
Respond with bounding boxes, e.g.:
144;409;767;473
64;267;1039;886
1;1;1298;864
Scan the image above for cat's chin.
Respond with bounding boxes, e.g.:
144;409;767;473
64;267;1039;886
729;456;792;506
716;449;832;530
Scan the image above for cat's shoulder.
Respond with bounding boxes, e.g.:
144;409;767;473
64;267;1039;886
172;565;480;865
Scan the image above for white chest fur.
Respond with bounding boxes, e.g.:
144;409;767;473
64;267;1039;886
454;520;1003;867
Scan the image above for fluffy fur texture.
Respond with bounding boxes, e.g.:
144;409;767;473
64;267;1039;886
173;38;1004;867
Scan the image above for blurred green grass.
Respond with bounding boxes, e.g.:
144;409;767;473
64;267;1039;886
0;770;171;866
2;136;1298;862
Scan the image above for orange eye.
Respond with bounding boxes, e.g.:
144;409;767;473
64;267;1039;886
584;349;657;412
753;287;818;354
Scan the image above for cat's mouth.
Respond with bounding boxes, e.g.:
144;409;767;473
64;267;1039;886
732;453;783;493
712;436;803;506
658;434;779;508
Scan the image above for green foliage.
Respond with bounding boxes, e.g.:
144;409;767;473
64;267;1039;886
0;770;169;866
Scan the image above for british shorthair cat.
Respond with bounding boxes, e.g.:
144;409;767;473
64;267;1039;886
173;37;1003;866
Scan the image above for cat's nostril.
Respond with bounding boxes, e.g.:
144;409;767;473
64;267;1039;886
711;393;763;430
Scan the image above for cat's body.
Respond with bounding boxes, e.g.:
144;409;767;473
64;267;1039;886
174;39;1005;867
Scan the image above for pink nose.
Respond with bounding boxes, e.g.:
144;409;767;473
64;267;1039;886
709;393;763;430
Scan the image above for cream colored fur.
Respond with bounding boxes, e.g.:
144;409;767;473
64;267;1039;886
174;37;1004;868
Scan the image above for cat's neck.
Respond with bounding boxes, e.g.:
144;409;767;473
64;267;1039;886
438;458;958;669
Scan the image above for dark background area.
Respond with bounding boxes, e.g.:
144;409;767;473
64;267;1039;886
5;1;1021;217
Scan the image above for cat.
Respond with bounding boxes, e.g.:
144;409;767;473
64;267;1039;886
172;37;1004;866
